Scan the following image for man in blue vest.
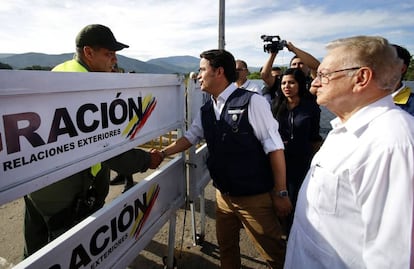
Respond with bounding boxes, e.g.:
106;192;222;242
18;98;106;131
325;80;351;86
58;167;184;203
158;49;292;269
23;24;163;257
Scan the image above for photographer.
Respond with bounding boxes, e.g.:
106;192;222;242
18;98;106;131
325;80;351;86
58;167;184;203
286;42;320;80
261;39;320;101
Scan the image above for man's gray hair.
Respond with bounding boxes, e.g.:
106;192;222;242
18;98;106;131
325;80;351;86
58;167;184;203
326;36;402;91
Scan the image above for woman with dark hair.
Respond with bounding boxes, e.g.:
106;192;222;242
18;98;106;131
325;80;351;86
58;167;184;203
273;68;322;235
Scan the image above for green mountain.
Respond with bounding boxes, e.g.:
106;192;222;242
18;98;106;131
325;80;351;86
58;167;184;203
147;56;200;73
0;53;15;58
0;52;200;74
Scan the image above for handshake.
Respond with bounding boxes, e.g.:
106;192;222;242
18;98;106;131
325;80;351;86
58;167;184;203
148;148;167;169
146;136;191;169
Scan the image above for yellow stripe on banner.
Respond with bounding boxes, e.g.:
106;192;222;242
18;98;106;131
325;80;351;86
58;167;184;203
122;94;153;136
142;94;152;110
122;114;139;136
130;183;158;237
90;163;102;177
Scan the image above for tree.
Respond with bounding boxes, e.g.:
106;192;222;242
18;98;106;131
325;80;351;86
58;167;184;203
0;62;13;69
248;66;288;80
248;71;261;80
406;55;414;81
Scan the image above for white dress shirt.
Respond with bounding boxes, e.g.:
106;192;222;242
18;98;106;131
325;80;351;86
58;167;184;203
285;95;414;269
234;79;262;93
184;83;284;154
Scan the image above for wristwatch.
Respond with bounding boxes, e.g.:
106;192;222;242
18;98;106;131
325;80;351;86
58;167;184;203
272;189;288;197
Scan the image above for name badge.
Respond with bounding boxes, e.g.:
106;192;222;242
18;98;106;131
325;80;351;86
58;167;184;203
228;109;244;122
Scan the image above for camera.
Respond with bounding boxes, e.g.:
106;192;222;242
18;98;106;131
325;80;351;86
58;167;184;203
261;35;287;53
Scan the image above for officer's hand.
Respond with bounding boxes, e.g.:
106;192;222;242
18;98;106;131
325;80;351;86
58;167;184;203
148;149;163;169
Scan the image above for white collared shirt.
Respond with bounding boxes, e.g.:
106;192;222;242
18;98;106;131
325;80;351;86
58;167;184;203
184;83;284;154
235;79;261;93
285;95;414;268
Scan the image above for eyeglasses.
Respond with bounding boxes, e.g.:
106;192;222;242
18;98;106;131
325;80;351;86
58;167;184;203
316;67;361;84
236;68;247;72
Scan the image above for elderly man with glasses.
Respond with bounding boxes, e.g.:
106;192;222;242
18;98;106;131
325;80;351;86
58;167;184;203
284;36;414;269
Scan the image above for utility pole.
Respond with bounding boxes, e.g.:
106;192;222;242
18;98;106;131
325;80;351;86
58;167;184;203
218;0;225;49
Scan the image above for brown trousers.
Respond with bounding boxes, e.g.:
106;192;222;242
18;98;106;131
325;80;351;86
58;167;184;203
215;190;286;269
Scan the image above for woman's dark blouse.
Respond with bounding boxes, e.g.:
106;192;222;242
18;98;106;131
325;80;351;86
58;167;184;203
274;98;322;203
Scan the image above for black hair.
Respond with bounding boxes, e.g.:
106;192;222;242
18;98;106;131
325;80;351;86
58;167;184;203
236;59;248;69
392;44;411;80
200;49;237;82
272;68;311;119
289;55;299;66
282;68;308;97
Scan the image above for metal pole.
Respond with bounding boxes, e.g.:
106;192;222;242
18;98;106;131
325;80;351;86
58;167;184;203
166;213;177;268
218;0;225;49
200;190;206;239
190;200;197;245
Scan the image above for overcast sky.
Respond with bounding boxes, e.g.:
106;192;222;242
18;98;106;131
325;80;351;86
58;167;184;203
1;0;413;67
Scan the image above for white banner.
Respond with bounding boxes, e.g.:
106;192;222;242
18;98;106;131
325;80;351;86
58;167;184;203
186;78;211;200
15;155;186;269
188;144;210;201
0;70;185;204
187;78;210;126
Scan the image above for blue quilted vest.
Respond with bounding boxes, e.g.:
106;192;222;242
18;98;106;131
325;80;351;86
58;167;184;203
201;88;274;196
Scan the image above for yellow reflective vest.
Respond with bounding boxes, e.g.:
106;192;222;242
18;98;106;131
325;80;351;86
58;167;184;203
393;86;411;105
52;59;88;72
52;59;101;176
